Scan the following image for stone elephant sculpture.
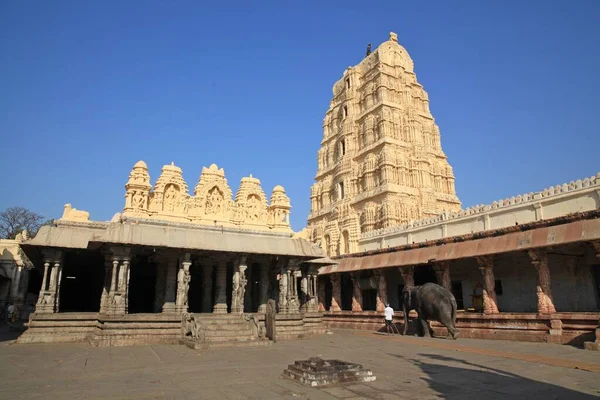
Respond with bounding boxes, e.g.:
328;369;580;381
402;282;458;339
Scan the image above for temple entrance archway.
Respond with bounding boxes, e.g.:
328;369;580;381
128;255;157;313
59;251;104;312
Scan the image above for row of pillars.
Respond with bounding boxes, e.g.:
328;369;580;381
320;249;563;315
34;247;321;316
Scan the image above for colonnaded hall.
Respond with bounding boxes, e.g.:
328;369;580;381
1;32;599;351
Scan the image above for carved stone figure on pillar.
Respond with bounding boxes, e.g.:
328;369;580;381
350;272;363;312
373;270;387;312
528;250;557;314
433;262;451;291
475;256;499;314
330;274;342;312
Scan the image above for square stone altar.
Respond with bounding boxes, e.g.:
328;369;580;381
282;357;376;387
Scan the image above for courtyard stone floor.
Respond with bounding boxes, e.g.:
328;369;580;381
0;325;599;399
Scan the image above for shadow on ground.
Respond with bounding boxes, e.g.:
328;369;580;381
0;322;24;343
389;352;598;399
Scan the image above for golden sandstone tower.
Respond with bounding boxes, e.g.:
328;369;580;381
307;32;462;257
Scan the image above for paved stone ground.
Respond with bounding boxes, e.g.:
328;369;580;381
0;325;599;399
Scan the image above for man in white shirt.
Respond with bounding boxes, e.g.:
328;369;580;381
384;303;395;335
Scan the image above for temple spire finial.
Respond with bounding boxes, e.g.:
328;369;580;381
365;43;372;57
389;31;398;43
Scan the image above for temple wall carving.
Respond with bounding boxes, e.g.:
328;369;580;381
121;161;292;232
307;32;462;256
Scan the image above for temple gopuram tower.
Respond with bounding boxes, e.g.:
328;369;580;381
307;32;462;257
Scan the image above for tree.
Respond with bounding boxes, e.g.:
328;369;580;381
0;206;46;239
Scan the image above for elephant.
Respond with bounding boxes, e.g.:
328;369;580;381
402;282;458;339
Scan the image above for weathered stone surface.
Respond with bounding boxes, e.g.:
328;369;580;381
283;357;376;387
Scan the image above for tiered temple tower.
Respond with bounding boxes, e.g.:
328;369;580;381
307;32;462;257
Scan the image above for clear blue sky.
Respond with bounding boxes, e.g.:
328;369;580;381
1;1;599;232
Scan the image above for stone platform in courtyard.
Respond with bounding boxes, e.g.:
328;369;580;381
283;357;375;387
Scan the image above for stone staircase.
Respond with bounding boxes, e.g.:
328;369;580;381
182;313;272;349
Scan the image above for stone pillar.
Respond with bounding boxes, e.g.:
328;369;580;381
350;272;363;312
10;265;23;302
104;246;131;315
300;270;309;312
476;256;500;314
162;255;178;312
528;250;556;314
317;276;326;311
35;250;63;314
202;264;213;313
373;269;387;312
175;253;192;313
308;268;319;312
330;274;342;312
287;265;301;313
99;255;112;313
433;261;451;291
399;266;414;288
278;264;288;313
585;243;600;350
232;256;248;314
213;259;228;314
257;262;270;313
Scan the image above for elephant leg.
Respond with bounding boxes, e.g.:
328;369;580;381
419;317;431;338
438;308;458;340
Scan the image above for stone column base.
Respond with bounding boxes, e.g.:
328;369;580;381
584;341;600;351
257;304;267;313
174;306;188;314
162;302;177;313
213;304;228;314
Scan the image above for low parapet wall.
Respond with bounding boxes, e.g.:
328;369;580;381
361;172;600;251
322;311;600;346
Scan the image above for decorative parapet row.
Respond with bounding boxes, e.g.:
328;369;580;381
59;161;294;233
361;172;600;244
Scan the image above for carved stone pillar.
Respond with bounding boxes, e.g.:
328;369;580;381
308;268;319;312
202;264;213;313
433;261;451;291
286;265;301;313
330;274;342;312
35;250;63;314
528;250;556;314
10;265;23;302
476;256;499;314
213;260;228;314
103;246;131;315
162;255;178;313
350;272;363;312
300;270;309;312
258;262;270;313
175;253;192;313
278;264;288;313
232;256;248;314
373;270;387;312
99;255;112;313
584;243;600;350
317;276;326;311
399;266;414;288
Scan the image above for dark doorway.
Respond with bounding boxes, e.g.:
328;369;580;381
59;251;104;312
128;255;157;314
226;262;233;313
362;289;377;311
414;265;437;286
451;280;464;310
324;276;332;311
248;263;260;313
341;273;353;310
397;284;405;309
591;265;600;309
188;263;203;313
26;268;42;305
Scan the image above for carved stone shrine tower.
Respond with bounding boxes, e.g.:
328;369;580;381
307;32;462;257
